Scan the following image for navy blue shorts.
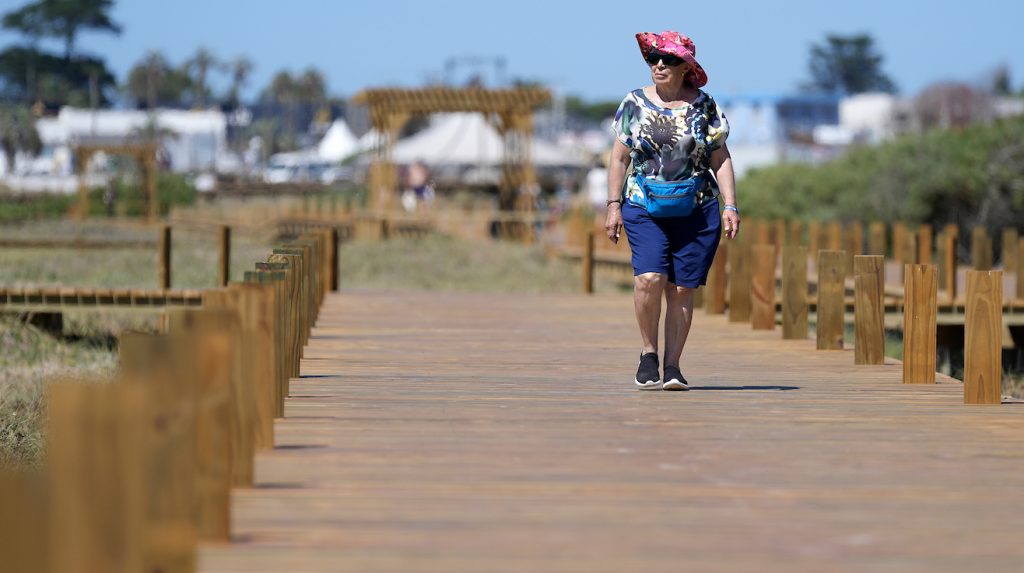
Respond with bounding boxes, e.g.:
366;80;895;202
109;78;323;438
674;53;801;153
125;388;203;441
621;198;721;288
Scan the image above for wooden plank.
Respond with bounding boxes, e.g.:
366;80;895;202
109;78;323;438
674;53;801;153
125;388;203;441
854;255;885;365
119;332;198;573
917;224;933;266
781;246;808;339
965;270;1003;404
903;264;937;384
48;380;148;573
705;241;727;314
329;227;340;291
168;309;235;542
808;220;820;256
582;230;594;295
901;232;918;284
750;245;776;330
160;224;172;290
727;239;751;322
939;230;957;304
200;290;1024;572
816;250;846;350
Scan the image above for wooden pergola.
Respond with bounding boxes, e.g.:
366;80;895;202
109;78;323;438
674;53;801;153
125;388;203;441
351;86;552;211
72;138;160;221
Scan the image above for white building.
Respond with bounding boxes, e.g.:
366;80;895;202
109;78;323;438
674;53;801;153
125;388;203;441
35;107;228;173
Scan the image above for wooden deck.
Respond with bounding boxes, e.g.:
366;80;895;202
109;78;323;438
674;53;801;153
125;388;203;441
200;290;1024;572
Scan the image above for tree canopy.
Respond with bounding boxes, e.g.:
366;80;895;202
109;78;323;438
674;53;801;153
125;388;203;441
2;0;121;60
806;34;896;95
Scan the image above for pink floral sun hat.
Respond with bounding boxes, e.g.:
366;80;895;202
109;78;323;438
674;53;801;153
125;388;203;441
635;30;708;88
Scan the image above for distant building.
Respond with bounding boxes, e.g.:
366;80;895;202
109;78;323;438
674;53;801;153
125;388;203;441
715;93;841;177
35;107;228;173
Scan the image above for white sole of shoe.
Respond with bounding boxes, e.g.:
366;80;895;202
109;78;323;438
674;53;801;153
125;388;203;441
635;378;662;390
663;379;689;391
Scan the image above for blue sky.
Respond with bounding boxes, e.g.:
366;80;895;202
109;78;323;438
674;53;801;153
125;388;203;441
2;0;1022;102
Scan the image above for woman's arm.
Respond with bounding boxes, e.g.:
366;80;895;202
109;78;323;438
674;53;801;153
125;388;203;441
710;143;740;240
605;139;632;243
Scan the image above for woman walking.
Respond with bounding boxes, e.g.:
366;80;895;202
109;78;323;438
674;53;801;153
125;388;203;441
606;30;739;391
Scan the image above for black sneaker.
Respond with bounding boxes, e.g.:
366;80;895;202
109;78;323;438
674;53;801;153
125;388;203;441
635;352;661;390
663;365;689;391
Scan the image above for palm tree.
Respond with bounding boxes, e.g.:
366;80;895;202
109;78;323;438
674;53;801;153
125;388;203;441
0;103;42;169
184;47;221;109
226;55;253;109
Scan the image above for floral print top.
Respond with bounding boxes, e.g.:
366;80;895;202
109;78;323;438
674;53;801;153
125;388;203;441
612;88;729;207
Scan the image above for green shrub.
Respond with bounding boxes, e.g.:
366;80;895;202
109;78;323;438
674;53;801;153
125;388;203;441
737;116;1024;230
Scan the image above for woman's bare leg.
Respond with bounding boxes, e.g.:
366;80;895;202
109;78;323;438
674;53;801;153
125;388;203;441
663;283;696;368
634;272;667;354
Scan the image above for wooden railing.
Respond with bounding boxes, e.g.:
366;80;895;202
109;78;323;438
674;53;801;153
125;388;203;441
0;229;336;573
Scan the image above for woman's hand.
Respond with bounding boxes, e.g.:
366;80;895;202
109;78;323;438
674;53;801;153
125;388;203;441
722;209;740;240
605;204;623;244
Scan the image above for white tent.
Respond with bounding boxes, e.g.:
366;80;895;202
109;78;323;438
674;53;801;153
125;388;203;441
391;113;584;167
317;119;358;161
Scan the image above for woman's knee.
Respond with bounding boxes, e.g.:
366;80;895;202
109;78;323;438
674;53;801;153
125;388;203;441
666;284;696;300
634;272;667;292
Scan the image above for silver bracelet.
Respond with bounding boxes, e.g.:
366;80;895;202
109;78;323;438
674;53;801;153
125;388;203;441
723;204;739;214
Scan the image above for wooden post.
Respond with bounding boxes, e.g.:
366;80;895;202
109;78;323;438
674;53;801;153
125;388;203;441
167;309;235;542
582;230;594;295
827;221;843;251
0;470;49;573
965;270;1003;404
846;220;863;274
940;230;958;304
750;245;776;330
48;381;148;573
773;219;786;251
159;224;172;290
330;227;339;291
900;232;917;284
234;282;278;450
118;332;198;573
705;242;727;314
782;245;808;339
903;264;938;384
972;226;992;270
788;220;803;246
1017;237;1024;301
854;256;885;365
693;285;704;309
893;222;906;266
868;222;886;257
816;250;846;350
202;289;256;488
1002;228;1018;271
917;224;933;265
727;239;751;322
218;225;231;287
808;221;821;257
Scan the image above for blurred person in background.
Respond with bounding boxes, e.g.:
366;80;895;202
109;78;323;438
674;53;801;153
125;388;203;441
604;30;739;391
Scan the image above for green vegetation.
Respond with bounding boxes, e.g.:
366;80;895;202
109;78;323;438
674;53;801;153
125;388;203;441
738;116;1024;229
0;173;197;222
337;234;617;294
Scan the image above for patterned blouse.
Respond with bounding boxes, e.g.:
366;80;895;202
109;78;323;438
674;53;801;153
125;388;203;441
612;88;730;206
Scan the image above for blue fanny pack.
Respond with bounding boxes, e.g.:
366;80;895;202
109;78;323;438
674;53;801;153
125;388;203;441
635;172;707;218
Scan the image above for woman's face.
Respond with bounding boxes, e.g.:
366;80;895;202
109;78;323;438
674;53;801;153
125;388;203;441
647;52;689;90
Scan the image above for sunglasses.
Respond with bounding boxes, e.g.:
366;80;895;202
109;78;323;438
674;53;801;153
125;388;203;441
645;52;686;67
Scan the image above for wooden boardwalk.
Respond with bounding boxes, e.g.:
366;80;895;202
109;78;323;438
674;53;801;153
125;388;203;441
200;290;1024;572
